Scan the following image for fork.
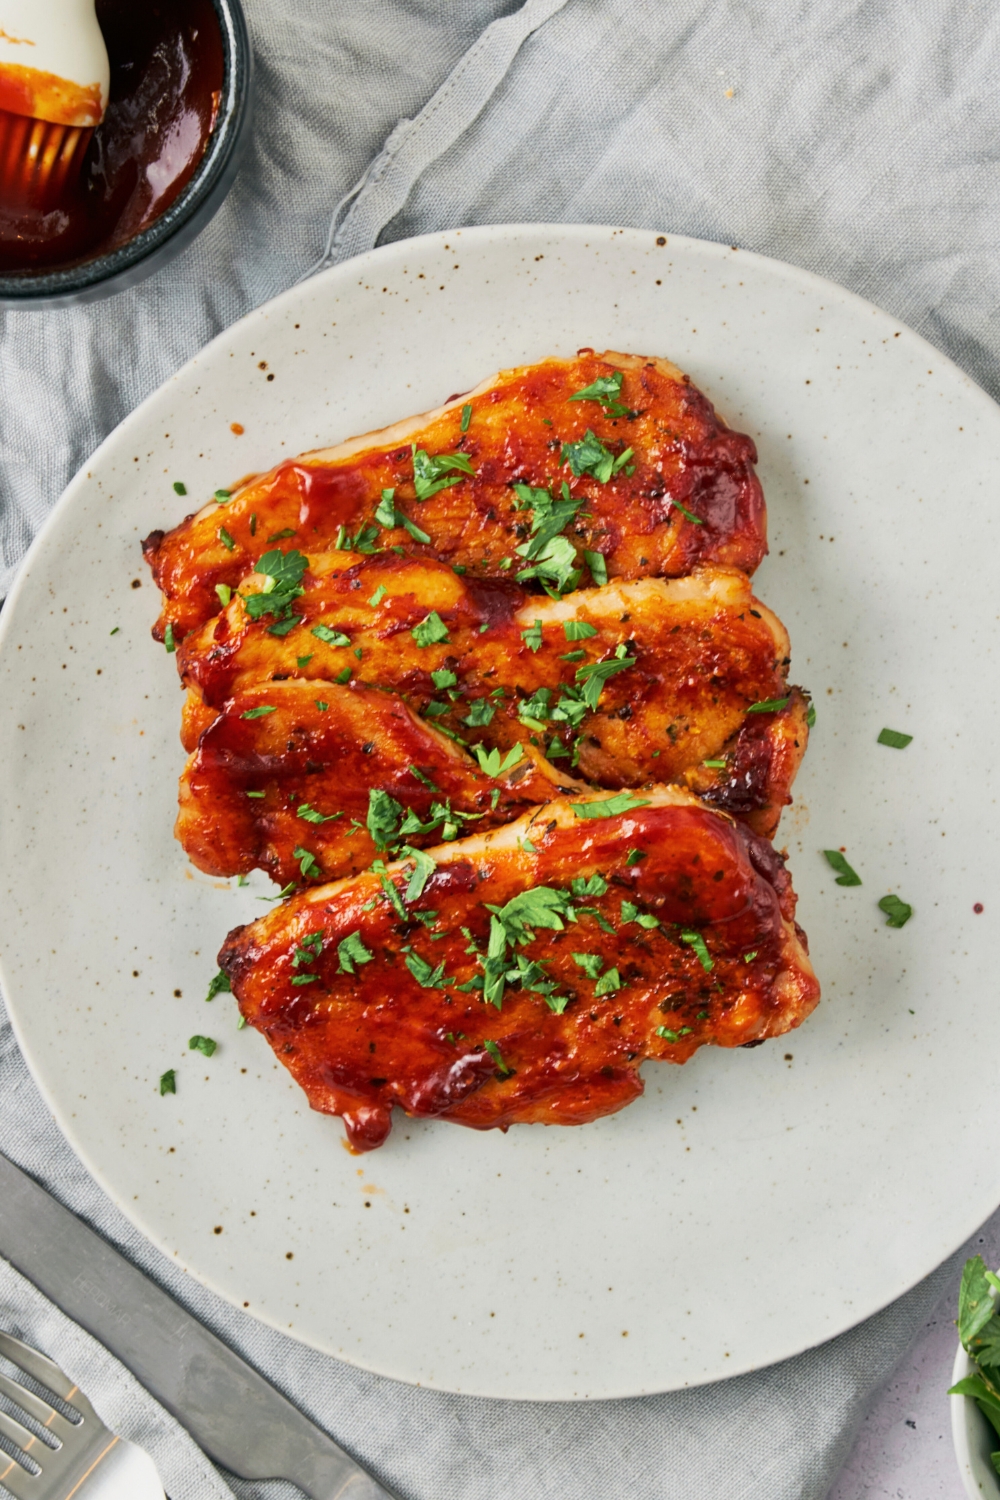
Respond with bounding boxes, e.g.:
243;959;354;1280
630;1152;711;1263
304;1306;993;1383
0;1330;164;1499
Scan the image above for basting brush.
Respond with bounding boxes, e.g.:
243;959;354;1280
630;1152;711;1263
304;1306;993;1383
0;0;109;212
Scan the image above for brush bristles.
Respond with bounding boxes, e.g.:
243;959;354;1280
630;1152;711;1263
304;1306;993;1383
0;106;92;212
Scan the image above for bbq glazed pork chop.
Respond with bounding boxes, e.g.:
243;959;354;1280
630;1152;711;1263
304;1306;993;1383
177;682;808;887
219;786;819;1152
143;350;767;642
176;552;796;785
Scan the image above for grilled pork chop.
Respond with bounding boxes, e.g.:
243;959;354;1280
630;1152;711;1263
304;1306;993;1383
219;786;819;1151
177;681;808;886
177;680;587;884
176;554;794;785
143;350;766;642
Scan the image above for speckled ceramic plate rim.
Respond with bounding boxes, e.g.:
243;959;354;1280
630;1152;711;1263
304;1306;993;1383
1;223;999;1400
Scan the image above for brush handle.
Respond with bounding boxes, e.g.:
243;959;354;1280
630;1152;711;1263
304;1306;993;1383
0;0;109;125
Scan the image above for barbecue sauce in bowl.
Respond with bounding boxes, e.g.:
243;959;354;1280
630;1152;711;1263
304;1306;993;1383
0;0;224;273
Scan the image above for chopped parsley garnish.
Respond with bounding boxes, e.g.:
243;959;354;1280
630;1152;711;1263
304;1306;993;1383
370;860;408;920
561;429;619;483
164;623;176;654
560;649;586;663
746;696;791;714
806;701;816;728
334;667;352;684
401;845;436;902
206;970;231;1001
258;881;297;902
471;743;524;778
214;489;231;503
292;932;324;967
172;481;187;495
823;849;862;886
570;792;651;819
366;789;403;851
462;698;496;727
241;704;277;719
572;952;604;980
411;611;450;647
482;1039;510;1074
189;1035;217;1057
621;900;659;929
575;648;635;707
703;758;727;769
522;619;543;652
594;967;621;995
311;624;350;647
266;614;302;637
315;699;329;711
334;523;380;554
412;445;475;501
247;790;265;799
431;668;458;689
405;951;454;989
242;550;308;623
583;549;608;586
460;403;472;432
877;727;913;749
576;906;616;935
512;482;585;596
626;848;646;865
215;584;232;608
297;803;342;824
337;931;373;974
571;874;608;898
110;626;120;635
375;488;431;544
668;498;704;525
743;951;758;963
679;930;713;971
368;584;388;607
291;973;318;986
159;1069;176;1095
568;369;630;418
296;653;313;667
249;513;257;536
563;620;598;641
878;893;912;927
656;1026;679;1042
267;528;296;542
293;846;322;879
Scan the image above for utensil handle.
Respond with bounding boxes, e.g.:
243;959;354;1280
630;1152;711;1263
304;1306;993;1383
0;1153;400;1500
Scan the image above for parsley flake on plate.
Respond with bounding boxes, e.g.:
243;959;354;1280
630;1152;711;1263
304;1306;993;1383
877;727;913;749
823;849;862;886
159;1069;176;1096
172;481;187;495
189;1034;217;1057
878;893;912;927
164;623;176;654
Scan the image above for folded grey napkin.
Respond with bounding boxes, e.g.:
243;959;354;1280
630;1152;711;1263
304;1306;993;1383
2;2;998;1496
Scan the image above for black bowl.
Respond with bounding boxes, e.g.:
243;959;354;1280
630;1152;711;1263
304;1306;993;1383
0;0;253;308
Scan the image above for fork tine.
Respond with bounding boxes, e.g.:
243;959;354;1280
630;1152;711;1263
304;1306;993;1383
0;1332;76;1404
0;1451;38;1500
0;1403;45;1460
0;1368;75;1441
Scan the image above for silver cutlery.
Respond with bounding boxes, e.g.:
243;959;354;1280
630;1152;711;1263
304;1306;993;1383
0;1329;165;1498
0;1152;399;1500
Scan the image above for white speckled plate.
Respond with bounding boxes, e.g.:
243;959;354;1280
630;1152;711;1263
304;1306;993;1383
1;225;998;1400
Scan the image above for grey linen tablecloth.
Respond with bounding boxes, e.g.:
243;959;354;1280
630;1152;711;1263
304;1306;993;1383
2;2;999;1494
